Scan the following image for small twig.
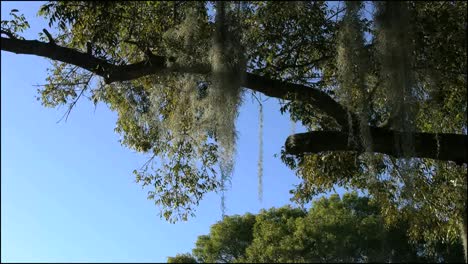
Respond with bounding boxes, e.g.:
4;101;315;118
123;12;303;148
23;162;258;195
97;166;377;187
328;2;345;23
42;29;55;45
140;153;157;171
56;74;93;123
251;90;270;104
33;81;91;87
57;88;85;123
251;91;262;105
327;8;346;22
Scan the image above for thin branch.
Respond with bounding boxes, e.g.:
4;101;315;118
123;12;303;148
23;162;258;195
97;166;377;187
33;81;91;87
65;65;80;79
140;152;157;171
56;74;93;123
251;91;262;105
326;7;346;22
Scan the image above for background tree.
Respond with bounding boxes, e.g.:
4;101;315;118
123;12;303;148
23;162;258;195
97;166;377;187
167;253;197;263
169;193;465;263
192;213;256;263
1;1;466;258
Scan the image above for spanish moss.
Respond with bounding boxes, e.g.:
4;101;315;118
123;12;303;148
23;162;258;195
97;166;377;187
150;3;246;217
210;1;246;215
375;1;418;205
375;1;416;156
258;103;264;202
336;1;373;153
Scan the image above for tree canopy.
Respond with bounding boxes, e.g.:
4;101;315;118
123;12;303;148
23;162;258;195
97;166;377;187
168;192;465;263
167;253;198;263
1;1;467;258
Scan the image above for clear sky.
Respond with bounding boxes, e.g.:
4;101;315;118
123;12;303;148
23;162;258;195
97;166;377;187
0;2;342;262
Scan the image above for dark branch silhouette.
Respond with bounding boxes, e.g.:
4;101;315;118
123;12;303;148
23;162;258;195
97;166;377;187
286;129;467;164
1;36;351;127
2;36;467;164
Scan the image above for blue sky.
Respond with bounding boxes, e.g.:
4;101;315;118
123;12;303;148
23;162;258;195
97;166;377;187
0;2;343;262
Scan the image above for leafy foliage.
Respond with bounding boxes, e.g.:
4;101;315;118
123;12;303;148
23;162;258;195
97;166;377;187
167;253;198;263
28;2;247;222
279;1;467;251
193;213;256;263
170;193;465;263
1;9;29;39
1;3;466;252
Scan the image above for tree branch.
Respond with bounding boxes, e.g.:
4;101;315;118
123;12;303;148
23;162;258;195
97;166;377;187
243;73;351;128
4;36;465;164
42;28;55;45
285;128;468;164
1;36;352;128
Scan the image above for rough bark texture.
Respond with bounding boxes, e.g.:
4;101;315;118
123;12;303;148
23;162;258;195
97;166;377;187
2;36;467;164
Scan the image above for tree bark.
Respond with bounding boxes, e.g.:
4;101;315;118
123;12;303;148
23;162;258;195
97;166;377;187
285;128;468;164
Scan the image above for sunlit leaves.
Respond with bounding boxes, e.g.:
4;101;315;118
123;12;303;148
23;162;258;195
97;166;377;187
167;253;197;263
193;213;256;263
1;9;30;39
37;62;93;108
177;193;464;263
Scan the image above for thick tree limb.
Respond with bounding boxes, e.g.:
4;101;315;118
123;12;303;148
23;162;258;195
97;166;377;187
243;74;350;128
1;37;168;83
285;128;468;164
2;37;466;164
1;36;351;129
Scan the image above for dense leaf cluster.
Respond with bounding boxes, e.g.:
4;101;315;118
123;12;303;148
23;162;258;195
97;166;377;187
169;193;465;263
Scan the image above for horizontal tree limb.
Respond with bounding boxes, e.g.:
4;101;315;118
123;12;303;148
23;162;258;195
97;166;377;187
1;36;351;129
285;128;468;164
